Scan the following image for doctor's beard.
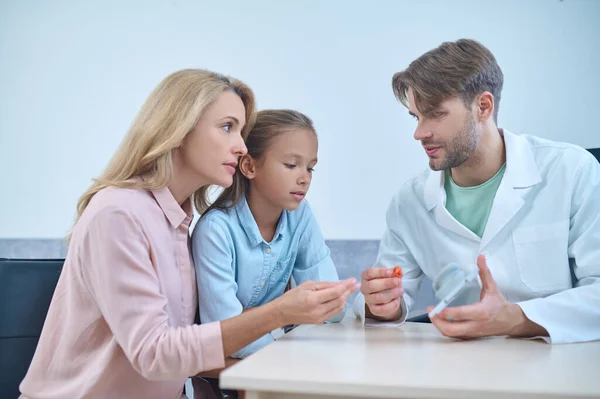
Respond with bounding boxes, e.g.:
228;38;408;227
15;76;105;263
428;112;479;171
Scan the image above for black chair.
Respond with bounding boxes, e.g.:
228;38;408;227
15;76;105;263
406;313;431;323
0;259;64;399
588;148;600;163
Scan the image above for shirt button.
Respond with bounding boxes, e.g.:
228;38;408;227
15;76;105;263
260;281;265;287
266;247;271;254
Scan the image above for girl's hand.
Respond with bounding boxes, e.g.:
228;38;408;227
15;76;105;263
273;279;360;326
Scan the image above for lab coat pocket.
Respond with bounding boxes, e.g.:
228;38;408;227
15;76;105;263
512;220;571;293
268;253;295;292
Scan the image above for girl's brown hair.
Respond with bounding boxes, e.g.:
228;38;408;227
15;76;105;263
200;109;315;215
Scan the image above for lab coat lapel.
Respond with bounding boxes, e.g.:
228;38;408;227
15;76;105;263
480;130;542;250
424;169;481;242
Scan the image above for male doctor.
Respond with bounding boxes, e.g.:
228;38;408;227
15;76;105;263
354;38;600;344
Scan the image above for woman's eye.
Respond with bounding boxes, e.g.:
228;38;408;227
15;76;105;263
308;168;315;173
284;164;297;169
222;124;232;133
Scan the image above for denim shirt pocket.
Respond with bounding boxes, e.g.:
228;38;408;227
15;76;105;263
268;252;296;292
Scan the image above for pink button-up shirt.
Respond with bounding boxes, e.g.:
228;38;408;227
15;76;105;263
20;183;225;399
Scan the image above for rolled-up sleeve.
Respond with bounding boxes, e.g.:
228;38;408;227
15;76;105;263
293;204;345;322
293;205;340;284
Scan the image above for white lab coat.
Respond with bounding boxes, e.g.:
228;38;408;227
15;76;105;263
353;130;600;344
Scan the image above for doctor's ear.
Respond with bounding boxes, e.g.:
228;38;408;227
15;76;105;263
475;91;495;123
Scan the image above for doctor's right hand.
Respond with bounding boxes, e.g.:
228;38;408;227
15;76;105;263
361;267;405;320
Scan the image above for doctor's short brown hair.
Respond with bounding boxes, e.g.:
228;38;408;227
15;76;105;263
392;39;504;123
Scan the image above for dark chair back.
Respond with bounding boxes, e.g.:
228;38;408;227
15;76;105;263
587;148;600;163
0;258;64;399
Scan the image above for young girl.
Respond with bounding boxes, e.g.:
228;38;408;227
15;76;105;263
19;71;358;399
192;109;346;359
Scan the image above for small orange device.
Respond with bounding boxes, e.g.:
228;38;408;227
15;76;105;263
392;266;403;279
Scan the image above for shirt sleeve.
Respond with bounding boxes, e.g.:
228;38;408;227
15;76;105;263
292;203;345;322
79;206;225;380
192;218;274;358
353;192;425;327
517;153;600;344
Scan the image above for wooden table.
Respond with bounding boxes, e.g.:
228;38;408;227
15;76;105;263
220;318;600;398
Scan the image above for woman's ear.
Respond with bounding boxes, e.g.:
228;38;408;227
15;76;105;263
239;154;256;180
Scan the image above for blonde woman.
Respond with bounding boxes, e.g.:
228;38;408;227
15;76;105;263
19;69;359;399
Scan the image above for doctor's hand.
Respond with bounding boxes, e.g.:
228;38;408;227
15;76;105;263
361;267;405;321
428;255;548;339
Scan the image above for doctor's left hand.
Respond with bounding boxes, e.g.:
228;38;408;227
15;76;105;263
427;254;525;339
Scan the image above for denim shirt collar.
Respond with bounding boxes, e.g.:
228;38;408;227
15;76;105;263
235;196;287;247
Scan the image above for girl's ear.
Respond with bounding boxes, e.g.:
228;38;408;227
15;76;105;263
239;154;257;180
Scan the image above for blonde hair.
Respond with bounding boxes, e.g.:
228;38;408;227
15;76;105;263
74;68;256;226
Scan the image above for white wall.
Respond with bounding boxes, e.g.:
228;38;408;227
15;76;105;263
1;0;599;239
